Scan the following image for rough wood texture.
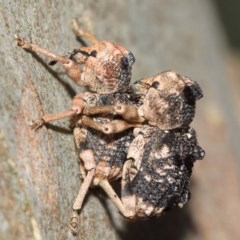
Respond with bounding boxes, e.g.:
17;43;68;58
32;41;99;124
1;1;240;240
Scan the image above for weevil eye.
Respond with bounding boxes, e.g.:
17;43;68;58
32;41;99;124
182;83;204;105
121;52;135;69
127;52;135;65
90;50;97;57
151;81;160;89
121;56;130;69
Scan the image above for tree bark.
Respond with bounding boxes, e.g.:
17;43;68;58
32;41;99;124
1;1;240;240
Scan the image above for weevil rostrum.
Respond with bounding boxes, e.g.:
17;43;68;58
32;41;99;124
16;20;204;233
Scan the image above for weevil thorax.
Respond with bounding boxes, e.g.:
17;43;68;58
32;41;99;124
79;41;135;94
139;71;203;130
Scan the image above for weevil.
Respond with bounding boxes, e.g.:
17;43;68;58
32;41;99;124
16;20;141;233
16;19;204;231
81;71;204;219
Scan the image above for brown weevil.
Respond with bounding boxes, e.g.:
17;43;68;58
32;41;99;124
16;20;140;233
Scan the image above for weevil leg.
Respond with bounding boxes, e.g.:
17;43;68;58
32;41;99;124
72;168;95;210
70;168;95;234
15;35;84;86
72;19;99;44
32;109;77;130
121;159;137;218
114;104;144;123
98;179;132;218
71;93;86;115
32;93;86;130
69;210;80;235
83;105;116;115
73;127;88;179
97;178;135;219
79;116;139;134
70;149;96;234
84;104;144;123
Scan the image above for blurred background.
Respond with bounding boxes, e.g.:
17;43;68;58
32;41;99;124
190;1;240;239
120;1;240;239
0;0;240;239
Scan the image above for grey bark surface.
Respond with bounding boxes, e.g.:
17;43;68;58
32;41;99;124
1;1;240;240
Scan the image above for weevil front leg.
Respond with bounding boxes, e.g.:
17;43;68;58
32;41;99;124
32;109;77;130
84;104;145;123
77;103;144;134
32;92;86;130
76;104;144;134
15;35;86;86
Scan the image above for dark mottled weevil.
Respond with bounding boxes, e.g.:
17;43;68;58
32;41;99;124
82;71;205;218
15;20;141;233
120;71;205;218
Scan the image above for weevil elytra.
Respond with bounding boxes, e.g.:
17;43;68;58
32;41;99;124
16;20;204;234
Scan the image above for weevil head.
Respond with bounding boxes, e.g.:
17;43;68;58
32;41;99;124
74;41;135;94
139;71;203;129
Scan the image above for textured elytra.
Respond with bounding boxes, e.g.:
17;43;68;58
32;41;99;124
123;126;204;218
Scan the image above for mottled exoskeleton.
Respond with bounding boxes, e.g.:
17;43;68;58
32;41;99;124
119;126;204;218
84;71;204;219
15;20;140;233
136;71;203;130
119;71;205;218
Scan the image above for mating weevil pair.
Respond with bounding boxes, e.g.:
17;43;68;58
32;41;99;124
16;20;204;234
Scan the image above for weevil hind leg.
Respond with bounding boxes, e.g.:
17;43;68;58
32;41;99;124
70;148;96;234
70;168;95;234
98;179;135;219
98;179;126;216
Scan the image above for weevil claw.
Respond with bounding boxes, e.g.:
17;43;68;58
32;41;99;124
30;119;44;131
